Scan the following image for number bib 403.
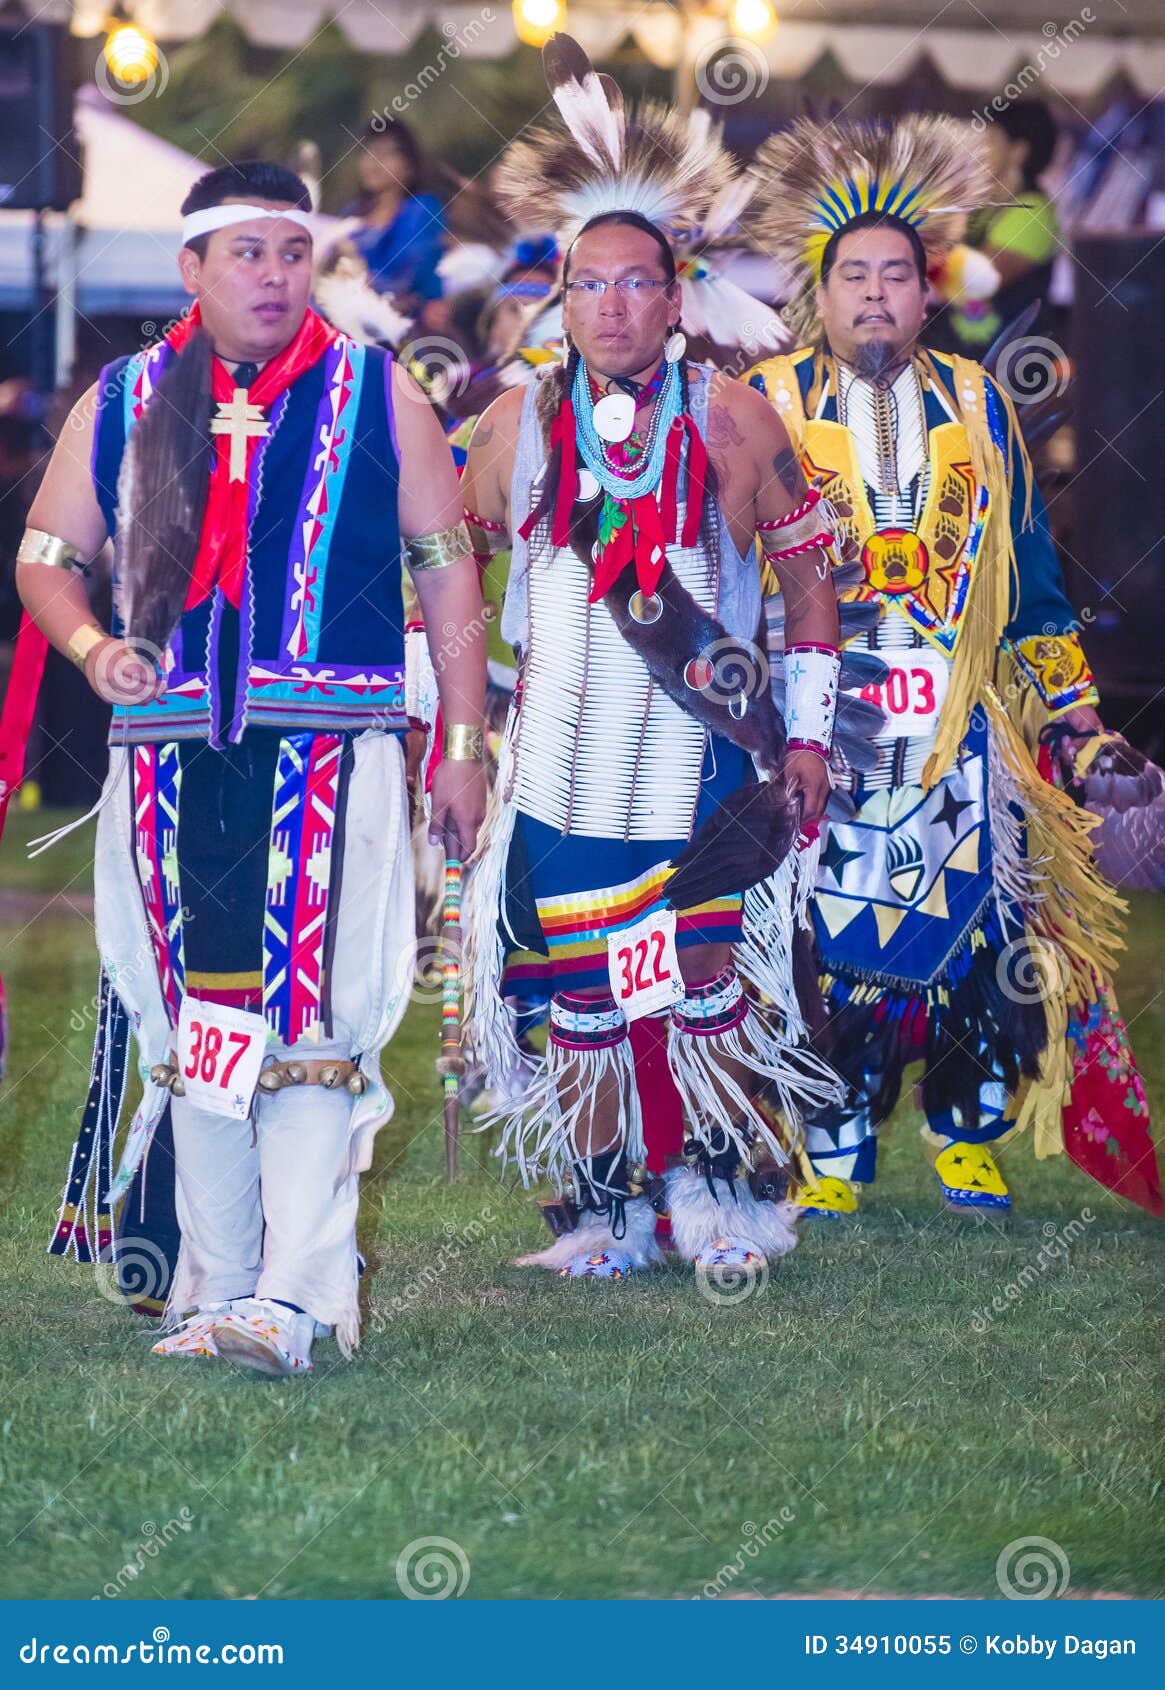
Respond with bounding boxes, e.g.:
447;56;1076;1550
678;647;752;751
607;907;685;1022
855;647;951;741
176;999;270;1120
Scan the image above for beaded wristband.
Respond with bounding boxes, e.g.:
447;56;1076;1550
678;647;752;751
784;642;841;759
463;508;507;534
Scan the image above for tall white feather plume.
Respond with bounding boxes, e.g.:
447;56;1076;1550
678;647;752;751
544;33;622;170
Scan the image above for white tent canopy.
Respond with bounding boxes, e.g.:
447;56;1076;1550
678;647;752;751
26;0;1165;100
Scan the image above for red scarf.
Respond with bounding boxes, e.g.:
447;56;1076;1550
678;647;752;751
162;303;337;611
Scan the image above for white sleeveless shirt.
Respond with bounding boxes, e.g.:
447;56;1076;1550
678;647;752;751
505;365;758;842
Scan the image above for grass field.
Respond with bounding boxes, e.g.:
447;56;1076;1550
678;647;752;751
1;808;1163;1601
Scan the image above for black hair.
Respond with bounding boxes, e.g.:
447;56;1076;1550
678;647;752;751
180;161;311;257
996;100;1058;190
819;209;928;286
563;210;678;285
359;117;423;196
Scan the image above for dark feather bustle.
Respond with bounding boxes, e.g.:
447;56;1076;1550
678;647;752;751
113;330;213;654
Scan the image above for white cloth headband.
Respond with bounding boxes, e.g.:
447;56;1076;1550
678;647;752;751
182;204;315;244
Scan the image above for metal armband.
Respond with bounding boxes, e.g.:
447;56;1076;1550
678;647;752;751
405;522;474;573
17;529;82;571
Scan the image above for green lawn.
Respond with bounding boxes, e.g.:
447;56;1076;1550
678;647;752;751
1;808;1163;1601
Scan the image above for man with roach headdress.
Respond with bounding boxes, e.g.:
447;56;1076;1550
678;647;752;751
744;117;1161;1218
17;161;488;1373
461;37;885;1281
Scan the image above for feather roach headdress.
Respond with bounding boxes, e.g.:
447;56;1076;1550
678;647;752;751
494;34;734;245
747;115;993;340
495;33;787;360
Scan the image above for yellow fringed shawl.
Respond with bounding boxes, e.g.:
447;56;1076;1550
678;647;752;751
746;348;1127;1164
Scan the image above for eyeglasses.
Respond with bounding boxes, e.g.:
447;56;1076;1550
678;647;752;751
563;277;671;298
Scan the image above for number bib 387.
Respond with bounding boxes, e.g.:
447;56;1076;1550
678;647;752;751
855;647;950;741
177;999;270;1120
607;907;686;1022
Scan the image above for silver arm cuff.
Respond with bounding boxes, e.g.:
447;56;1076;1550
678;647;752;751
17;528;82;571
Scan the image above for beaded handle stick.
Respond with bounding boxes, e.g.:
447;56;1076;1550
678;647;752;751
436;851;465;1182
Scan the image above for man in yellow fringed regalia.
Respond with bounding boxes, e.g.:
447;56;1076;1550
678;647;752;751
743;117;1161;1218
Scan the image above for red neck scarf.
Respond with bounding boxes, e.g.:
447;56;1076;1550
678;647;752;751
163;303;337;611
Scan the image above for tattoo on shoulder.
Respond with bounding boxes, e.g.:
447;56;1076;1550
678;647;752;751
472;419;495;448
772;444;804;498
707;405;746;449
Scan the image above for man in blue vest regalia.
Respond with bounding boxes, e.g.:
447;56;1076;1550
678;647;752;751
18;161;487;1375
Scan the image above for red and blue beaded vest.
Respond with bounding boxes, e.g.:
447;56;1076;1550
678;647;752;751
91;332;407;746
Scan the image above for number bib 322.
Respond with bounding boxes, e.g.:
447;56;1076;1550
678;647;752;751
607;907;685;1022
854;646;951;741
176;999;270;1120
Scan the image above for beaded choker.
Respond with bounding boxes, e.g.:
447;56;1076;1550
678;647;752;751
518;355;709;624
